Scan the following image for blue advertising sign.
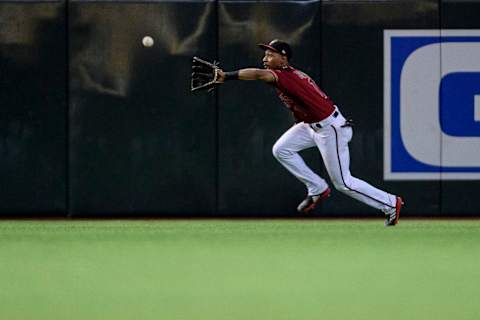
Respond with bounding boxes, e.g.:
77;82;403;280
384;30;480;180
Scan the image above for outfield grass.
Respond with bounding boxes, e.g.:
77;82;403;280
0;219;479;320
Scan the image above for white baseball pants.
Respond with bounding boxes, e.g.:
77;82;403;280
272;111;396;212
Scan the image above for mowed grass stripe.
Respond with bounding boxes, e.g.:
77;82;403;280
0;220;479;320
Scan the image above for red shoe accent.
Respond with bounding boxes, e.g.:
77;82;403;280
393;196;404;225
304;188;331;212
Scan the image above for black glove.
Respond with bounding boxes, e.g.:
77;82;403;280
191;57;221;93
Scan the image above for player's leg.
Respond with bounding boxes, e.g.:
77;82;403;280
314;116;396;212
272;122;329;196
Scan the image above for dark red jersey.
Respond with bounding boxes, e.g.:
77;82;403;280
270;66;335;123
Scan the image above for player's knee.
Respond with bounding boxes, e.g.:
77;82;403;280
332;179;349;193
272;143;291;160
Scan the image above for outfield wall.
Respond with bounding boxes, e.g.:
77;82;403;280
1;0;479;217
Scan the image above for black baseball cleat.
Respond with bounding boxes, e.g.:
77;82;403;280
385;196;404;227
297;188;331;213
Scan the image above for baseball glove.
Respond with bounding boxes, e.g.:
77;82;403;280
191;56;221;93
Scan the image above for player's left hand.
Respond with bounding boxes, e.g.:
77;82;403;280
216;69;225;83
191;57;222;92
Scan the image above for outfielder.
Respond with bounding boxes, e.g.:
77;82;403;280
193;39;403;226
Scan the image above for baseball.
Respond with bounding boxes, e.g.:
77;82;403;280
142;36;154;47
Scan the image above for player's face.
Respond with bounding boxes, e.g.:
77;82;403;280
262;49;287;69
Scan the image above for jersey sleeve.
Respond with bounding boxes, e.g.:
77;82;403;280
271;69;287;90
272;69;299;94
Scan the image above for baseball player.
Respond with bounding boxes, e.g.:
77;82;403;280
216;39;403;226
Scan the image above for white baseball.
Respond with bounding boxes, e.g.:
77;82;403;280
142;36;154;47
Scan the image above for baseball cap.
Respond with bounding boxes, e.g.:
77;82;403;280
258;39;292;60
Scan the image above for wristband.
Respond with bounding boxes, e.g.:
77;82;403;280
224;71;239;80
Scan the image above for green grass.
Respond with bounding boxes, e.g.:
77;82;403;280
0;219;479;320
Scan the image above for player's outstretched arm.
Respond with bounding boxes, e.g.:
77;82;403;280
218;68;276;84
